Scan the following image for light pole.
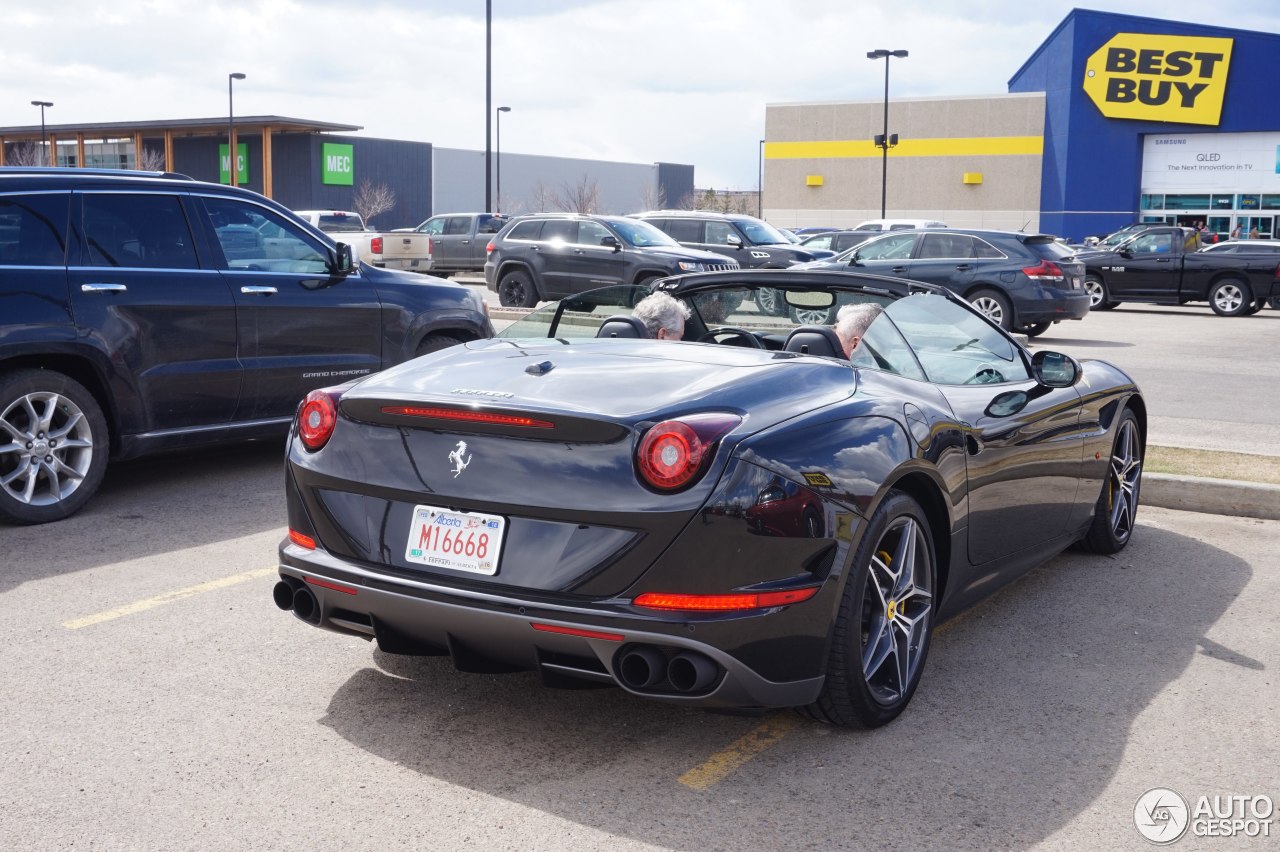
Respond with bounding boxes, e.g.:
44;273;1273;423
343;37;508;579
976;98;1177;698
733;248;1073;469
228;72;246;186
496;106;511;213
30;100;53;166
867;49;908;218
758;138;765;218
484;0;493;212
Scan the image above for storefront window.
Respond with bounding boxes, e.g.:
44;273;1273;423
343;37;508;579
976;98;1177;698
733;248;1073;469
1261;195;1280;210
1211;195;1234;209
54;140;77;168
1140;194;1164;210
1164;194;1211;209
1237;194;1260;210
82;138;135;169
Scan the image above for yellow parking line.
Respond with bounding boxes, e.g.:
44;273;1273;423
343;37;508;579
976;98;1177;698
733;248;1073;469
678;713;801;790
63;567;276;630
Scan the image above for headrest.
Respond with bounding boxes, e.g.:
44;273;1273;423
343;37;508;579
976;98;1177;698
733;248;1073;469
783;325;844;358
595;315;650;339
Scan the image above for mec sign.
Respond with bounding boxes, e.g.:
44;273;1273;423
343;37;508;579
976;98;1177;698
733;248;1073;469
322;143;354;186
1083;33;1233;126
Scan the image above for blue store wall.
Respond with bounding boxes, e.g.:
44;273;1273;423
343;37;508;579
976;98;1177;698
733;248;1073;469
1010;9;1280;241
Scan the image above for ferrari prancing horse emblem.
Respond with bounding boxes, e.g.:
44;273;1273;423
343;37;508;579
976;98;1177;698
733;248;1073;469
448;440;472;478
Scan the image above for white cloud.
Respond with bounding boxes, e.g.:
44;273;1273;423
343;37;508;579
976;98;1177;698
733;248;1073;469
4;1;1278;191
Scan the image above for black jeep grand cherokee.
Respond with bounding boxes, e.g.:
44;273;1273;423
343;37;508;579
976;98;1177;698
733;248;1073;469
0;168;492;524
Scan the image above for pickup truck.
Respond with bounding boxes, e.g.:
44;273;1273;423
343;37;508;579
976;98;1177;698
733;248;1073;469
1079;225;1280;316
293;210;432;273
398;212;508;274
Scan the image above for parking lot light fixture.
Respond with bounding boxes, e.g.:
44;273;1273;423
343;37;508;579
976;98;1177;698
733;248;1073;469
759;138;765;218
496;106;511;213
867;49;908;218
30;100;53;166
228;73;246;186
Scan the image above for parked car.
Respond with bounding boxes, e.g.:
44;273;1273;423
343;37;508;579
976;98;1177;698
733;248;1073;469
1078;227;1280;315
1198;238;1280;254
483;213;737;307
274;269;1144;727
631;210;832;315
796;229;1090;336
1070;222;1156;250
0;167;492;524
399;212;508;274
851;218;949;233
293;209;432;272
799;230;878;254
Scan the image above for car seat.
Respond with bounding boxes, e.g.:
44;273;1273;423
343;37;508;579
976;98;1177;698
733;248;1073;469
595;315;650;338
783;325;844;357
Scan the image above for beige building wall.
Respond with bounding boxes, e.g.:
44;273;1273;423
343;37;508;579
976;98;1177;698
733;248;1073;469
763;93;1046;232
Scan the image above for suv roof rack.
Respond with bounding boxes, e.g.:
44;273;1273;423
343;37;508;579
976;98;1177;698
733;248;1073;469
0;166;195;180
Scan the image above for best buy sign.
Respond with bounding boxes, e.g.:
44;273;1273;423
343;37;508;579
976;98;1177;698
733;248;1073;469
322;143;354;185
1083;33;1233;126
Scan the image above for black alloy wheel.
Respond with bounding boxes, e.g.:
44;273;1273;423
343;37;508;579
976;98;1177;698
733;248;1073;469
1076;409;1142;554
0;369;109;525
802;490;936;728
497;270;538;308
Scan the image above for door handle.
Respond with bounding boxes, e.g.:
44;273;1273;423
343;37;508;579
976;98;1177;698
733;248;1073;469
954;264;972;271
891;266;907;274
1156;258;1171;263
966;434;984;455
80;283;127;294
573;249;586;255
460;239;470;245
240;285;278;295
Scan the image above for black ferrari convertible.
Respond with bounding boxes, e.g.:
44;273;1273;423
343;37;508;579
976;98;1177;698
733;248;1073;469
274;270;1144;727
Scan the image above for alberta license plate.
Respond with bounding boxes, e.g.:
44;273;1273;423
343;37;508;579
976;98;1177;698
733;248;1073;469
405;504;505;575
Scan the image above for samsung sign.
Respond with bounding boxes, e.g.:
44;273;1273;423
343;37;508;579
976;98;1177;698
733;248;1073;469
1083;33;1233;125
1142;131;1280;192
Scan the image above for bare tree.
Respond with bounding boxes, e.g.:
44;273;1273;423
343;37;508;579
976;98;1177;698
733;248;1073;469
552;174;601;214
352;180;397;226
673;190;699;211
528;180;554;213
638;183;666;212
5;141;45;167
137;147;167;172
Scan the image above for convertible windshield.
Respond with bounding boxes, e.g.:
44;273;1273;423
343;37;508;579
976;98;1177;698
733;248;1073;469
611;219;679;248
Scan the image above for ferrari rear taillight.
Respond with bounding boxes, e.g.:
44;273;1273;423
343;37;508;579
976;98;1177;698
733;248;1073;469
1022;260;1065;283
371;236;384;254
633;587;820;612
636;412;741;492
298;389;340;451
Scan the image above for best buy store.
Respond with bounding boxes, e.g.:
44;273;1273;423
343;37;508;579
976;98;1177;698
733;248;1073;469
762;9;1280;241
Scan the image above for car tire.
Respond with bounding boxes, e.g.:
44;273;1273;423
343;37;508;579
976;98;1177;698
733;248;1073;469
1269;296;1280;310
1245;300;1265;315
1075;408;1142;555
1019;321;1052;338
787;305;838;325
416;333;465;357
801;489;936;728
1084;275;1117;310
0;369;109;525
1208;278;1252;316
756;287;790;317
968;288;1014;330
497;270;538;308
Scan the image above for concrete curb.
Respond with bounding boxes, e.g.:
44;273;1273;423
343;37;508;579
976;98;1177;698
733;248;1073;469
1142;472;1280;521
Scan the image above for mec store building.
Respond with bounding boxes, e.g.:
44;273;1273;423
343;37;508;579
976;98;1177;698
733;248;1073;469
0;117;693;229
763;9;1280;241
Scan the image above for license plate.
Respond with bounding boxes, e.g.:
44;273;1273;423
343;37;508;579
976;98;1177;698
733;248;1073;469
405;504;505;575
1072;276;1082;289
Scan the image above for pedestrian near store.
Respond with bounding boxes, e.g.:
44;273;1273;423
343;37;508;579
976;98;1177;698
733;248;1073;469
1250;226;1260;239
1231;224;1242;239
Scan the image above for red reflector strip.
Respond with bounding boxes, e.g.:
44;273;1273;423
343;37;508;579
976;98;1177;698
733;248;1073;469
288;529;316;549
531;622;625;642
304;576;358;596
633;587;820;612
381;406;554;429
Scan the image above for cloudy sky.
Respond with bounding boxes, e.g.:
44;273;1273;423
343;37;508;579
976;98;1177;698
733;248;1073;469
6;1;1280;190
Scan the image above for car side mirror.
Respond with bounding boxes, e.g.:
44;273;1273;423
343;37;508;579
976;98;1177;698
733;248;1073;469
601;235;621;252
330;242;356;275
726;234;744;249
1117;247;1133;258
1031;350;1081;388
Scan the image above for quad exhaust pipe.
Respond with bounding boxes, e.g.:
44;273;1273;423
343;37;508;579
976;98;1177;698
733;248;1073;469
273;580;320;624
616;645;720;694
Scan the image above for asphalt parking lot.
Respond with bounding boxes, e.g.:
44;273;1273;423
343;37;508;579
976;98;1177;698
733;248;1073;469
4;292;1278;850
2;440;1277;849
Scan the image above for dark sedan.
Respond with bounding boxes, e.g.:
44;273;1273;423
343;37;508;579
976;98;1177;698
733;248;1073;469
797;229;1091;336
274;270;1144;728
